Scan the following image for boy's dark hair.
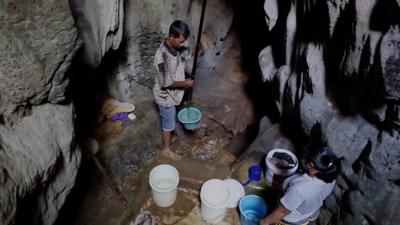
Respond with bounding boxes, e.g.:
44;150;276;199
304;144;342;183
169;20;190;39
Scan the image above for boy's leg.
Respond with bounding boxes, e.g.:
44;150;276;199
161;130;181;160
159;106;181;160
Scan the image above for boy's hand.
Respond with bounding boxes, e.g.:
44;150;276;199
185;72;194;79
185;79;196;88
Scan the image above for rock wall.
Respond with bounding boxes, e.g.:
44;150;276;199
0;1;81;225
69;0;124;67
258;0;400;224
2;0;398;224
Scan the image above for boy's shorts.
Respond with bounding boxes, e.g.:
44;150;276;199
158;106;176;131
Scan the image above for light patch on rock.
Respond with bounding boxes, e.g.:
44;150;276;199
380;25;400;99
264;0;279;31
259;46;276;82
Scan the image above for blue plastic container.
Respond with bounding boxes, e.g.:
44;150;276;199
239;195;268;225
178;107;202;130
242;165;263;186
249;165;262;181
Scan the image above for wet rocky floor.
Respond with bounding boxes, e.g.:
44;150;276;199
55;100;258;225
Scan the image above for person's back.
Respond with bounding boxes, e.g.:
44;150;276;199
280;173;335;223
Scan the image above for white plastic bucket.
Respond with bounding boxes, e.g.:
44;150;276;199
200;179;231;224
224;179;245;208
265;149;298;186
149;164;179;207
266;169;275;185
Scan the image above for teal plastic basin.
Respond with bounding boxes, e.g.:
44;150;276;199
178;107;201;130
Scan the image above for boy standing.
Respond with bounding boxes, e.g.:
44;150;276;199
153;20;195;160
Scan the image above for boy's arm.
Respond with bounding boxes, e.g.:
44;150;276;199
157;62;195;90
167;80;195;89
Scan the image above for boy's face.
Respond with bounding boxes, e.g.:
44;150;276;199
169;35;186;49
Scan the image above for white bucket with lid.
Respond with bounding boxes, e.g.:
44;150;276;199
200;179;230;223
265;149;298;187
200;179;244;224
224;179;245;208
149;164;179;207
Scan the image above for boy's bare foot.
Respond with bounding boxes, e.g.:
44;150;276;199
162;149;182;161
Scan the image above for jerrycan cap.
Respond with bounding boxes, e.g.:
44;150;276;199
248;165;263;181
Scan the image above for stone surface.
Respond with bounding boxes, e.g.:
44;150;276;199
325;114;379;166
0;1;81;225
344;174;400;225
257;1;400;224
380;25;400;99
0;104;81;225
274;65;291;115
264;0;279;31
299;44;332;134
0;0;79;116
194;31;255;135
340;0;378;77
69;0;124;67
285;2;297;66
259;46;277;82
370;131;400;180
327;0;345;37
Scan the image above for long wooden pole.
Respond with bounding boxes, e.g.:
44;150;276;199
187;0;207;104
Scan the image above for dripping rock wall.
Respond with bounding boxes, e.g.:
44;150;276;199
257;0;400;224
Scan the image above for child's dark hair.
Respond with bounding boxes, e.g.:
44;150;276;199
169;20;190;39
304;144;341;183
